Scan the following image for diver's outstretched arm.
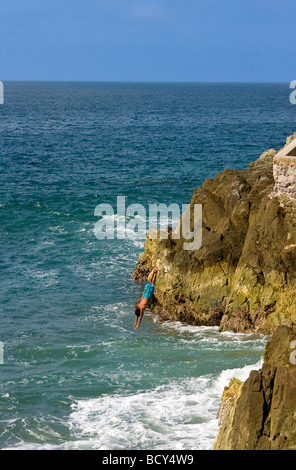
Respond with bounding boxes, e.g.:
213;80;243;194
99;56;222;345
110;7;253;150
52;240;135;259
134;311;144;330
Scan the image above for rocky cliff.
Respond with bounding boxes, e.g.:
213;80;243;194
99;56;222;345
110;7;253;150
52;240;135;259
214;326;296;450
133;133;296;334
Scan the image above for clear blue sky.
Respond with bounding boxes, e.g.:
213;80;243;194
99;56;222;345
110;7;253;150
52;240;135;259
1;0;294;82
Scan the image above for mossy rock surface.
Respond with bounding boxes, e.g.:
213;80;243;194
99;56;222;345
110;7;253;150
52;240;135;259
133;133;296;334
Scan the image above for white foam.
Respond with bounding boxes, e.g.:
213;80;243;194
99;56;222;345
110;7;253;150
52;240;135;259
3;359;262;451
23;268;59;287
161;322;219;335
160;322;267;349
67;360;262;450
49;225;69;235
92;211;179;249
214;359;263;396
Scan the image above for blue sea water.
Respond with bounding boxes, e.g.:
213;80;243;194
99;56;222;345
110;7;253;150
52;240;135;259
0;82;295;449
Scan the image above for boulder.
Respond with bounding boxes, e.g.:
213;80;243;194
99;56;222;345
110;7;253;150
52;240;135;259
214;326;296;450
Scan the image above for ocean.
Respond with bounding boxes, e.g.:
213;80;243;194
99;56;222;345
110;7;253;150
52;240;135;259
0;82;295;449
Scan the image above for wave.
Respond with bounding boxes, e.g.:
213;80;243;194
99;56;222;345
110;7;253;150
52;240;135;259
93;212;180;246
66;359;262;450
3;359;262;451
159;322;267;350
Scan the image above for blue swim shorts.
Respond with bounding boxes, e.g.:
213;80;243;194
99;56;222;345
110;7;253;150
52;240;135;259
142;281;155;300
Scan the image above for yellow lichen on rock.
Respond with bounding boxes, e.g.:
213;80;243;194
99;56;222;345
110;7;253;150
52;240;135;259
133;133;296;334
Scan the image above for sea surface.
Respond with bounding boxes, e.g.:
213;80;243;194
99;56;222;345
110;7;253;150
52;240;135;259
0;82;295;449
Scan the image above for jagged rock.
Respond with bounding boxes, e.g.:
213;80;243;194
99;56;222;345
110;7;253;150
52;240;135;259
216;378;243;425
214;326;296;450
133;133;296;334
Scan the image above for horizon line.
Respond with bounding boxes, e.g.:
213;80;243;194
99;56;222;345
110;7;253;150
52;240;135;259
1;79;291;85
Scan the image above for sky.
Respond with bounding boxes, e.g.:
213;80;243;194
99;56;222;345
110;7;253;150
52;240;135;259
0;0;295;82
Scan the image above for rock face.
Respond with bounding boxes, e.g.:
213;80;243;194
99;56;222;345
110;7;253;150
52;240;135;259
216;378;243;426
214;326;296;450
133;133;296;334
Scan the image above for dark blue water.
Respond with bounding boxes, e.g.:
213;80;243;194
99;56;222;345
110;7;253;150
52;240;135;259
0;82;295;449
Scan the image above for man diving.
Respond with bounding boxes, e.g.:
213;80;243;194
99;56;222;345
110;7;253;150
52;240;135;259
133;266;159;330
